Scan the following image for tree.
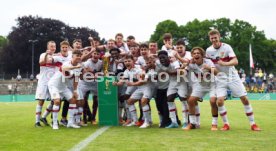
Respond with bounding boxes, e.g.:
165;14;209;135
150;20;180;48
150;18;276;73
0;15;100;75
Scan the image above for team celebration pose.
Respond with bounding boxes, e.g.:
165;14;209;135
34;30;261;131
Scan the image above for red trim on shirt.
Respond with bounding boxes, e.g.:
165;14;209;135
40;63;56;67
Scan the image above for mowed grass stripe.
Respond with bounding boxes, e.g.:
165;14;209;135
69;126;110;151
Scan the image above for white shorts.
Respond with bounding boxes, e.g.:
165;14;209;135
216;79;247;98
125;86;137;95
78;84;97;97
35;84;50;100
49;86;73;101
167;81;188;98
191;82;216;98
68;87;84;100
143;84;156;99
130;87;144;100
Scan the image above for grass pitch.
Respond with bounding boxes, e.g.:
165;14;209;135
0;100;275;151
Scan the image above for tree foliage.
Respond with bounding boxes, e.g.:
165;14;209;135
150;18;276;73
0;15;100;74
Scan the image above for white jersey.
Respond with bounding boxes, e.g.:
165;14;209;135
79;59;103;87
188;58;215;87
135;56;147;69
118;43;130;53
37;53;57;85
48;61;83;90
155;60;176;89
123;67;142;82
181;51;192;62
206;43;239;80
52;53;72;67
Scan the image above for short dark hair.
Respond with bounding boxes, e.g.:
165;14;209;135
93;37;100;42
163;33;172;40
176;39;185;46
125;54;134;60
115;33;123;38
158;50;168;57
139;43;149;49
127;35;135;40
109;48;120;54
73;39;82;44
72;49;82;55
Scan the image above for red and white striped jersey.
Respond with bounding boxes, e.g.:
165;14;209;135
37;52;56;85
206;43;239;80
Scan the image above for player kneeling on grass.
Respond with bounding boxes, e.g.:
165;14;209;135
48;50;84;130
183;47;218;130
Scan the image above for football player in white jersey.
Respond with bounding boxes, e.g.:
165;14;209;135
40;41;72;126
113;55;142;126
34;41;56;127
174;39;200;129
126;56;157;128
136;43;150;69
155;51;183;128
48;50;83;130
182;47;218;130
206;29;261;131
78;51;103;125
148;42;158;57
115;33;130;56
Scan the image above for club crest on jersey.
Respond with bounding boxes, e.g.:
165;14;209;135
219;52;225;58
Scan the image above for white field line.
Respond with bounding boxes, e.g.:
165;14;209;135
69;126;110;151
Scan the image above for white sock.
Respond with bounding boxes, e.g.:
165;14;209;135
42;103;53;118
218;106;229;125
76;107;83;124
52;105;60;125
68;104;77;125
35;104;42;123
74;108;78;123
129;104;137;122
181;101;189;124
244;104;255;125
168;102;177;124
190;115;196;125
195;105;200;126
212;115;218;125
142;104;150;123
